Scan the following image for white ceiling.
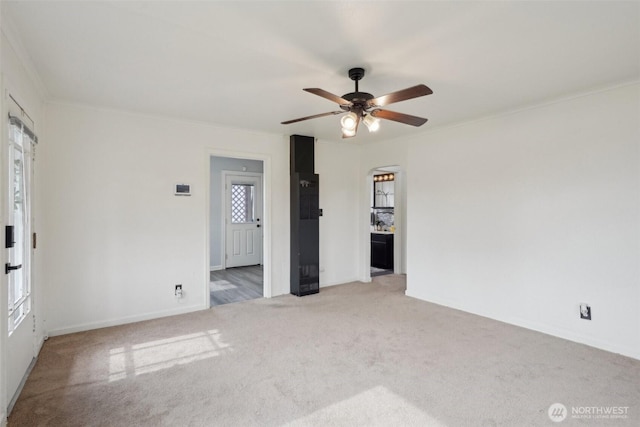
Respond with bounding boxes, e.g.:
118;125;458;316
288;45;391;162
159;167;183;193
4;1;639;143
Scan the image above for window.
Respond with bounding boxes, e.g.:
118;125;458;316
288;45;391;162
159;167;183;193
231;183;255;223
7;120;34;334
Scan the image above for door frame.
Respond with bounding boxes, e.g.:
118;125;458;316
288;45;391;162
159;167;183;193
205;149;272;304
364;165;405;282
221;170;264;269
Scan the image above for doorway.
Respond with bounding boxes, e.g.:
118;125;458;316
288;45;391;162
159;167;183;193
209;156;265;307
367;166;404;280
224;172;262;268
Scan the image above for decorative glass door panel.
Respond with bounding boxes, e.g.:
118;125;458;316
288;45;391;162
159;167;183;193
7;126;31;335
231;183;255;224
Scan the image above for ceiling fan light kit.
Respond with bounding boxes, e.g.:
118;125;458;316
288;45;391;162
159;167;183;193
342;127;356;138
340;111;358;131
363;114;380;132
281;67;432;138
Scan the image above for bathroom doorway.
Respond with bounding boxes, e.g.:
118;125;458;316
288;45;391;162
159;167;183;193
368;166;405;279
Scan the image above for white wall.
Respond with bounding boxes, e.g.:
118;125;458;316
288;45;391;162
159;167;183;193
315;140;361;286
40;104;292;335
209;156;263;270
40;105;366;335
405;83;640;359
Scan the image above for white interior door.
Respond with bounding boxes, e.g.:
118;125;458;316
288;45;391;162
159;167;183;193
6;117;36;407
225;173;263;268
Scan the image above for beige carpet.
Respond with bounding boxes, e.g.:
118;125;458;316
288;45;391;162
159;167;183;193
9;275;640;426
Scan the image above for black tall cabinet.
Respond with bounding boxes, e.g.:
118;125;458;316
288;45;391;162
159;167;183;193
290;135;320;296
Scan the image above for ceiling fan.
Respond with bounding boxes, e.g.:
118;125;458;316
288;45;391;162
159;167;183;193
281;67;433;138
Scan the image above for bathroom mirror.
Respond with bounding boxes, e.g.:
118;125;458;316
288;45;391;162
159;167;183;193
373;173;394;208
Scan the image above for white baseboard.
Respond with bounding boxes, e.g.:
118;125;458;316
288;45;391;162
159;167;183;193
320;276;360;288
46;304;207;337
8;357;37;416
35;334;45;355
405;289;640;361
210;265;223;271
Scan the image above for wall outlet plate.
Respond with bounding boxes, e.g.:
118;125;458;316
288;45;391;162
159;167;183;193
580;303;591;320
175;184;191;196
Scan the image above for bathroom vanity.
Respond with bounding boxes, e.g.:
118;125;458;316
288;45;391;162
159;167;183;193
371;232;394;270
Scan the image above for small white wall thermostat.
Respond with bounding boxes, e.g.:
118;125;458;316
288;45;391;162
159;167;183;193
175;184;191;196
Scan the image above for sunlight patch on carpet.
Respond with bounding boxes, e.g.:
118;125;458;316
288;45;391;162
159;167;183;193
283;385;447;426
210;280;237;292
108;329;232;382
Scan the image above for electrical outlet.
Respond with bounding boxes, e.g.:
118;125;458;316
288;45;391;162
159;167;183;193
175;284;183;298
580;303;591;320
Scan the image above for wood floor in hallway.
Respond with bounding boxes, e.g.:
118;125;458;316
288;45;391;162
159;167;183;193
209;265;263;307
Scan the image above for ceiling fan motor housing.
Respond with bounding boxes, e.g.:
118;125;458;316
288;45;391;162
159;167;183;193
341;92;374;114
342;67;373;114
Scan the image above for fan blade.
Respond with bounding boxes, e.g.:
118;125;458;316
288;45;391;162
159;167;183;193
368;84;433;108
304;88;351;106
281;111;344;125
371;109;428;127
